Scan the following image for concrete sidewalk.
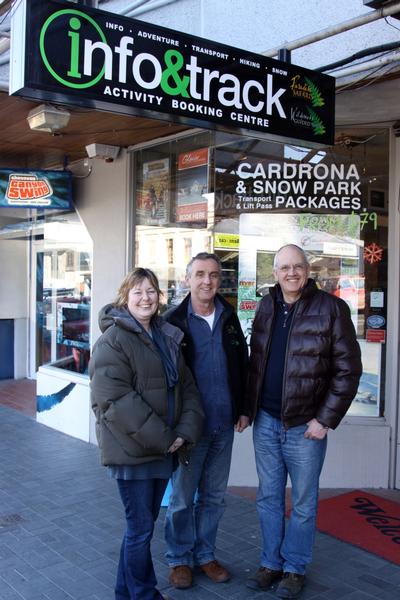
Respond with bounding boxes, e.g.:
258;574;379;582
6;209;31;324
0;405;399;600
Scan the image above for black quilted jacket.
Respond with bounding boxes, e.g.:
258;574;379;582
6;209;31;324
247;279;362;429
163;293;249;421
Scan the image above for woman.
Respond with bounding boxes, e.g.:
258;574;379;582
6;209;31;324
90;268;204;600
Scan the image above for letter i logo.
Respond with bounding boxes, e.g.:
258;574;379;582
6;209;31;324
68;17;82;79
39;8;107;89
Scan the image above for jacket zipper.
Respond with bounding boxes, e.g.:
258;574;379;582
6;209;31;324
256;308;275;414
280;301;300;430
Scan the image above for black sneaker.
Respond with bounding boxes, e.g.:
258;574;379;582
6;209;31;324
276;572;305;598
246;566;283;590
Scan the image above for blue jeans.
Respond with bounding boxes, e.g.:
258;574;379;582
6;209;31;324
116;478;168;600
253;411;327;575
165;427;234;566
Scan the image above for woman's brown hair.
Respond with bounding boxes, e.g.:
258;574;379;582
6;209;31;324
114;268;162;308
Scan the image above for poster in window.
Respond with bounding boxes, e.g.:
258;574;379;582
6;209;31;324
175;148;209;225
56;302;90;351
137;158;170;225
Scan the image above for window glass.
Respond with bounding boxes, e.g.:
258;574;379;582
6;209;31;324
134;131;215;313
134;128;389;417
36;211;92;374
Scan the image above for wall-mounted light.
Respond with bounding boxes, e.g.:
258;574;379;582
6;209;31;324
27;104;71;133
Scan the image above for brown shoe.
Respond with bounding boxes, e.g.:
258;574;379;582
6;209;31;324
200;560;231;583
169;565;193;589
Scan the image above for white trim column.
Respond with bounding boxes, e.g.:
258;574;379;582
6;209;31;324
388;131;400;488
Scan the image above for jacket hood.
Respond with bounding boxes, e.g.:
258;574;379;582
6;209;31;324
98;303;141;334
98;303;184;343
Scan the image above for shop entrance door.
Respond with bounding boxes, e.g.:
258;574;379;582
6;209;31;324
29;214;92;377
0;319;14;379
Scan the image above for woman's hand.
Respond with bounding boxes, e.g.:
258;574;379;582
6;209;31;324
168;437;185;453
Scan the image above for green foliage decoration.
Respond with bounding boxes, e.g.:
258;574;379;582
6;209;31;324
305;77;325;107
307;108;326;136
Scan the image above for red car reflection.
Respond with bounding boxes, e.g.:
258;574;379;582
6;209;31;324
332;276;365;310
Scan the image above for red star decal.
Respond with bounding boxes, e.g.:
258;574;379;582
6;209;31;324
364;243;383;264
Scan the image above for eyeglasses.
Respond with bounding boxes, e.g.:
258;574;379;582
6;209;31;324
276;263;307;274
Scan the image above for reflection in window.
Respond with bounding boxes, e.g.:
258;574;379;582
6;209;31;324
184;237;192;264
134;132;214;315
133;128;389;419
36;211;92;374
167;238;174;264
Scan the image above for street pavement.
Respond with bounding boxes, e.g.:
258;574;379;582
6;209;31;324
0;405;399;600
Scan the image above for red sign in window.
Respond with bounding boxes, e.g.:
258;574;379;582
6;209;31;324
366;329;386;343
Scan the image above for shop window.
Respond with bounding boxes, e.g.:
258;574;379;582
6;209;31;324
184;237;192;263
214;129;388;419
133;128;389;418
36;211;92;375
65;250;75;271
166;238;174;264
133;131;213;312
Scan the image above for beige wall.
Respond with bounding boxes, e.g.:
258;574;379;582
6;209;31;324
73;151;131;343
0;237;28;319
73;150;130;443
228;422;391;488
0;233;28;378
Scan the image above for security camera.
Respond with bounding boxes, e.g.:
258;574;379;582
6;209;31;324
85;143;120;162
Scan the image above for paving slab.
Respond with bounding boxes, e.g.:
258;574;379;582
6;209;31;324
0;405;399;600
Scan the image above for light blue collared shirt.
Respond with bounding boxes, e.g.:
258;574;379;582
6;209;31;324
187;298;233;435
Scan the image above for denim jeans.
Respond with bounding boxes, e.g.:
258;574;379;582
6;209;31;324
116;478;168;600
253;410;327;575
165;427;234;566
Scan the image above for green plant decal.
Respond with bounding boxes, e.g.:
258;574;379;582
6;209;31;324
307;108;326;136
305;77;325;107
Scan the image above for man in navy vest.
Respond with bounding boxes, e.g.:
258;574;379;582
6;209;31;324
164;252;249;589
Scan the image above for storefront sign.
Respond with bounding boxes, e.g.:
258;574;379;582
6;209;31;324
370;290;384;308
0;169;72;209
176;149;209;224
239;300;257;311
11;0;335;146
214;232;239;249
366;329;386;343
233;161;362;212
366;315;385;329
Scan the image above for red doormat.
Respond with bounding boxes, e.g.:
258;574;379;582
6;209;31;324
316;490;400;565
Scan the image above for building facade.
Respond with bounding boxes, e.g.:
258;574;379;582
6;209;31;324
0;0;399;488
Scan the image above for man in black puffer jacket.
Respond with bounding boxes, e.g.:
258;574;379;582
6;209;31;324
246;244;362;599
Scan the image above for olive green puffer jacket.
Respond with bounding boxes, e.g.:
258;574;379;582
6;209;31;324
89;304;204;466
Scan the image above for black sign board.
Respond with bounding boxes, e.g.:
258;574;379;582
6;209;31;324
11;0;335;146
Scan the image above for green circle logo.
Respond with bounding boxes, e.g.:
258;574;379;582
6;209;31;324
39;9;107;89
